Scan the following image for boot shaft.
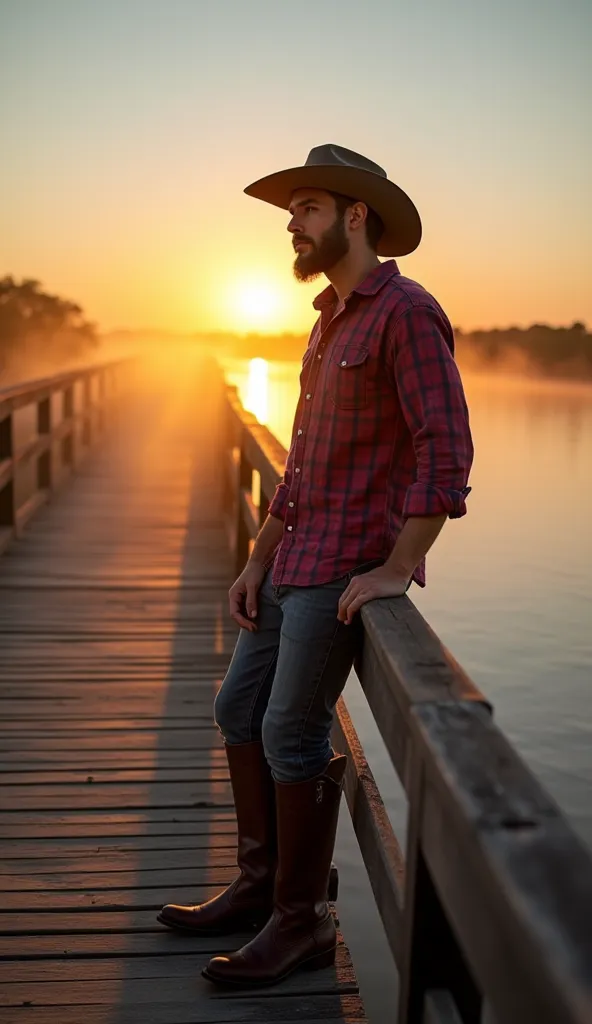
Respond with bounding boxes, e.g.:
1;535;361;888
225;741;277;882
274;754;347;908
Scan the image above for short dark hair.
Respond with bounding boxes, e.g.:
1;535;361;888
328;190;384;251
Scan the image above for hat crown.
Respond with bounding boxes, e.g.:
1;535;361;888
305;144;387;179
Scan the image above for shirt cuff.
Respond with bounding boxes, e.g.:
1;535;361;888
403;482;471;520
268;482;288;522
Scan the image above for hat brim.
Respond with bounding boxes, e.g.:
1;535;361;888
244;165;421;257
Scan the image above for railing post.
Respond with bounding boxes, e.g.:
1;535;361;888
82;376;92;447
397;755;482;1024
97;371;106;434
235;434;252;576
258;485;268;529
37;396;52;491
62;385;74;468
0;413;15;530
225;407;238;517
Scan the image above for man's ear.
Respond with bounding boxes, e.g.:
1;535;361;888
348;201;369;234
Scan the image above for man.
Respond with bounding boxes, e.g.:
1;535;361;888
158;145;474;987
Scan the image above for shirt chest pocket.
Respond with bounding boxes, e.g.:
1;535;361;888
328;346;369;410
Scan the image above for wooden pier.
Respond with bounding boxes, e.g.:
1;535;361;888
0;356;591;1023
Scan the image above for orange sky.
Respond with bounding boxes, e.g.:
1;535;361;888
1;0;590;336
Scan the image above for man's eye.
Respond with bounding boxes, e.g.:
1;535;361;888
305;206;315;213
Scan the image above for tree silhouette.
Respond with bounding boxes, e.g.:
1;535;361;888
0;277;97;376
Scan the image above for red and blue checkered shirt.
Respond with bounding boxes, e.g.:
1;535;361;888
268;260;473;588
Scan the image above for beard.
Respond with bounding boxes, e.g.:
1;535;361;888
292;214;350;282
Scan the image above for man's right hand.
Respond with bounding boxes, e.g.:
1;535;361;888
228;560;266;632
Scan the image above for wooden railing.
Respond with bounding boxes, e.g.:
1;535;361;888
224;384;592;1024
0;360;131;555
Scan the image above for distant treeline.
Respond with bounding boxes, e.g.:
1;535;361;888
2;275;590;385
217;321;592;381
0;277;97;383
455;322;592;380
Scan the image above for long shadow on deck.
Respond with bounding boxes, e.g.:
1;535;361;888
112;363;362;1023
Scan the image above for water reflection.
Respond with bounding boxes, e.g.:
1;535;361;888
243;357;269;424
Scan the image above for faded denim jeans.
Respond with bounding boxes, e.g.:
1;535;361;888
214;564;380;783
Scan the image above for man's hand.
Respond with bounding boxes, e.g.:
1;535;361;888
337;566;409;625
229;560;266;632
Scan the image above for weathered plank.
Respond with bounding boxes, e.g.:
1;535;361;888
0;816;236;840
0;808;237;831
0;996;368;1024
0;751;227;768
0;733;224;752
333;697;405;966
0;834;237;858
0;768;230;785
0;866;238;891
0;954;355;1003
411;702;592;1024
0;782;234;811
0;848;238;874
0;884;233;912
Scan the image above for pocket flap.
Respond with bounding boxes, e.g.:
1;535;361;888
333;346;369;368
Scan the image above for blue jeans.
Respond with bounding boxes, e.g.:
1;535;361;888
214;565;378;783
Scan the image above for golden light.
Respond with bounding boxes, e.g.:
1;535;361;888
243;358;269;424
234;281;281;330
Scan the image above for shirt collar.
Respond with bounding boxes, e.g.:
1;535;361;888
312;259;400;311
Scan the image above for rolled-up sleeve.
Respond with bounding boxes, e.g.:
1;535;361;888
268;478;289;521
391;305;474;519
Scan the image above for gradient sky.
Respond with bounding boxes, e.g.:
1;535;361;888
1;0;590;335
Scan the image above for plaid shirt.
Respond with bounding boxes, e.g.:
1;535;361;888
268;260;473;588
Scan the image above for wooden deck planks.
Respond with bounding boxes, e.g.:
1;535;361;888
0;361;366;1024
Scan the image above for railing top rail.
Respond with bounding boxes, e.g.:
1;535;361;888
0;357;133;412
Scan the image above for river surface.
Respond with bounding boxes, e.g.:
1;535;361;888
223;356;592;1022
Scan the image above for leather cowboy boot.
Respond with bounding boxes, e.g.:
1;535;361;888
157;741;276;934
202;753;347;986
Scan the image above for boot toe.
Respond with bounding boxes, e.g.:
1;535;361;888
157;904;197;930
202;952;248;985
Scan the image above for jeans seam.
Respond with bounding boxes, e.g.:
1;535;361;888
245;647;279;743
295;618;344;777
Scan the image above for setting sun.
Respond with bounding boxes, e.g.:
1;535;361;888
235;282;280;330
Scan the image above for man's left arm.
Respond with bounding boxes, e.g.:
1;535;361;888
338;305;474;623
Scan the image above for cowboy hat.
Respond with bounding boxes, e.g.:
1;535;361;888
244;143;422;257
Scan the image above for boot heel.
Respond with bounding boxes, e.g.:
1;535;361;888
328;863;339;901
304;945;337;971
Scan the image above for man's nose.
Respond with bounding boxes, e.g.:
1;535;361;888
287;215;301;234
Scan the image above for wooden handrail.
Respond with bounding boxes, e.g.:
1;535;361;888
223;381;592;1024
0;359;133;555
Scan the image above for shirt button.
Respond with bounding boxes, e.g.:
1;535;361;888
297;429;303;436
317;354;322;360
295;467;300;474
341;360;347;366
288;501;294;507
305;393;311;400
287;525;293;532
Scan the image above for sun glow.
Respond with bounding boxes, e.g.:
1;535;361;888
233;281;282;331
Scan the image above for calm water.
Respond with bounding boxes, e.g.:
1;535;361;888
223;356;592;1021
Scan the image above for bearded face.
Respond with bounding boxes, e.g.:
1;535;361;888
292;211;350;283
